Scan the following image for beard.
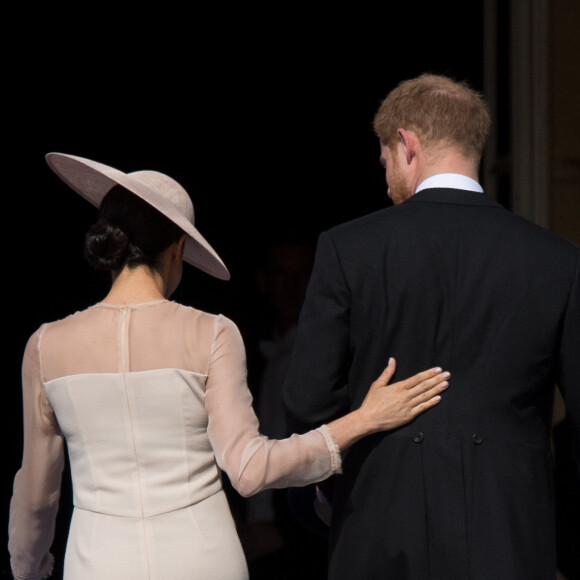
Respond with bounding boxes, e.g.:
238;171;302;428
387;155;413;205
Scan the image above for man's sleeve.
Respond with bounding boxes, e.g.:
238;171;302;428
558;249;580;472
283;230;352;435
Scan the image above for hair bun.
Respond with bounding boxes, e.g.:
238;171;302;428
84;219;130;272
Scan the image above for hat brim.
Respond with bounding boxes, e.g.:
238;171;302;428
45;153;230;281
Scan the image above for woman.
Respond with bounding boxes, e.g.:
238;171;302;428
8;153;450;580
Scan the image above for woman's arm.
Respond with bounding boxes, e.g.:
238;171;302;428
205;316;448;497
9;328;65;580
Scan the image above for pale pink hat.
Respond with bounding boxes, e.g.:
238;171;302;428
45;152;230;280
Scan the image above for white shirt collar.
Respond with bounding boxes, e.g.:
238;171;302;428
415;173;483;194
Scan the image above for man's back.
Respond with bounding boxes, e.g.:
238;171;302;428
284;188;580;579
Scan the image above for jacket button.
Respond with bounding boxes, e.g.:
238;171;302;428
413;432;424;443
472;433;484;445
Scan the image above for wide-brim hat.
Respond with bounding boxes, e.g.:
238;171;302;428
45;153;230;280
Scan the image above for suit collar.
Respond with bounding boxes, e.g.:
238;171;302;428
404;187;504;209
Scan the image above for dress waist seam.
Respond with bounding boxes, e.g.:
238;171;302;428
73;490;223;519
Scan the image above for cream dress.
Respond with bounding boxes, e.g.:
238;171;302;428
8;300;341;580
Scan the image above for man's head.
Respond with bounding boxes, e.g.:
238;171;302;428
374;73;490;160
373;74;491;203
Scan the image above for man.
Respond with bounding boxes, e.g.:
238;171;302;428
283;74;580;579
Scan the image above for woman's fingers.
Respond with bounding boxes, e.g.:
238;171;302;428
410;370;450;395
402;366;447;390
403;370;450;420
373;360;450;398
409;379;449;414
372;357;397;387
410;394;442;417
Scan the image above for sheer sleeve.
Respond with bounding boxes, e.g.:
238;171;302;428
205;316;342;497
9;326;65;580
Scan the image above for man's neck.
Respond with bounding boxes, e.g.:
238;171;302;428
418;153;479;183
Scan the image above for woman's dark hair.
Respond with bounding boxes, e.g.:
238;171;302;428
84;185;184;272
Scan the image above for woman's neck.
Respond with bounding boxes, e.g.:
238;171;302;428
101;265;168;305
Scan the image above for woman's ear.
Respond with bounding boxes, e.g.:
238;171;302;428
173;235;187;264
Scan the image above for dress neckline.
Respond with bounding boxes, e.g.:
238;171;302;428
93;299;169;309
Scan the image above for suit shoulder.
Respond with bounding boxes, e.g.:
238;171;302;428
324;206;396;240
506;212;580;259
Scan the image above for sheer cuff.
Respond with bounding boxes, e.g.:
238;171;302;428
317;425;343;474
12;552;54;580
40;552;55;580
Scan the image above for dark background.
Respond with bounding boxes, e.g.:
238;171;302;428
4;3;577;579
3;3;487;363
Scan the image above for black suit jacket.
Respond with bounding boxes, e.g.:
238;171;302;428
283;188;580;580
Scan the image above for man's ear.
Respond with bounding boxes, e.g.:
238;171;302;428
397;128;418;165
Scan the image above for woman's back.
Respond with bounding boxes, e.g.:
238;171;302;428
24;300;251;578
41;300;224;517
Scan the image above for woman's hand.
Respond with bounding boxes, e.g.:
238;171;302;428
327;358;449;451
357;358;449;434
